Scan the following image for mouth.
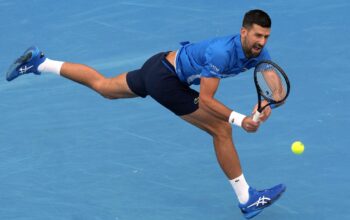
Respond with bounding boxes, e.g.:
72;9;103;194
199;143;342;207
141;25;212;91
252;44;262;53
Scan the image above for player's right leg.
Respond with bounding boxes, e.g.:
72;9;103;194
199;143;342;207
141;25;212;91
6;46;137;99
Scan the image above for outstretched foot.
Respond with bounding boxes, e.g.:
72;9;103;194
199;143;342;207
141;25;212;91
6;46;46;81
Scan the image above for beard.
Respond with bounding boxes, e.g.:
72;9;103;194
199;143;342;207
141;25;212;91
242;40;263;58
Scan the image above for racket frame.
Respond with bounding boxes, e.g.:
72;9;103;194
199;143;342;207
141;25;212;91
253;60;290;122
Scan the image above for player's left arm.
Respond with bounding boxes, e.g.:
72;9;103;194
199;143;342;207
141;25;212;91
252;50;274;122
252;99;271;122
252;68;286;122
262;68;286;105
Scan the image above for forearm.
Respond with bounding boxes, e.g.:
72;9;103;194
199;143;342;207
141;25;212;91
198;77;246;126
199;97;232;121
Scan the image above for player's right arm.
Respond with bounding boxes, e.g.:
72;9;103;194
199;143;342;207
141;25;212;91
199;43;259;132
199;77;259;132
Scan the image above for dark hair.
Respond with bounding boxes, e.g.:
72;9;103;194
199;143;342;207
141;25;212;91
242;9;271;28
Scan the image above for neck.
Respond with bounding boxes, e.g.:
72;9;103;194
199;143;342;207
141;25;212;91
240;36;251;59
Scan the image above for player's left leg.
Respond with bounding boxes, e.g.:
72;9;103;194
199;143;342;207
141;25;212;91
60;62;137;99
6;46;138;99
181;108;286;219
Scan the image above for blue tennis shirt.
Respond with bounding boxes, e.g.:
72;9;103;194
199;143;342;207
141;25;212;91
175;34;271;85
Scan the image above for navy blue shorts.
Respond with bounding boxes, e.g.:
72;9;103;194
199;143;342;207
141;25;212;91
126;52;199;116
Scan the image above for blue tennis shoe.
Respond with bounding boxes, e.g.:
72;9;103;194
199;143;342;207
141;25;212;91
239;184;286;219
6;46;45;81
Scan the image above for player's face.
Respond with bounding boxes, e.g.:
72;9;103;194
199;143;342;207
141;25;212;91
241;24;271;58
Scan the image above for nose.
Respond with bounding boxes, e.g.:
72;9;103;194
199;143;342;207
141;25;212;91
258;37;266;47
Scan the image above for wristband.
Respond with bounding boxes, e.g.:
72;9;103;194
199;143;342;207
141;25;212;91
228;111;246;127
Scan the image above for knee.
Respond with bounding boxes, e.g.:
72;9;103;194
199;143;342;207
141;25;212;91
92;79;116;99
208;121;232;140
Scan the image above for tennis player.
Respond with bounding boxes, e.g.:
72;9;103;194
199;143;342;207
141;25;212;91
6;9;285;219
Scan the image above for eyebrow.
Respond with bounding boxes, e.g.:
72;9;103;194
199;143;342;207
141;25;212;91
255;33;270;38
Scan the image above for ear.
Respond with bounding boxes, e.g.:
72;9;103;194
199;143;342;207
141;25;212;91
240;27;247;37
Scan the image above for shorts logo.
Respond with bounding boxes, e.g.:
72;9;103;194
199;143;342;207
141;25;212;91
194;97;199;105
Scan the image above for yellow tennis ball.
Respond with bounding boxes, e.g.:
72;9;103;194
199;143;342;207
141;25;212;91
291;141;304;155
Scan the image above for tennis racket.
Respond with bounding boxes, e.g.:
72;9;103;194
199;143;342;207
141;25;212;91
252;60;291;122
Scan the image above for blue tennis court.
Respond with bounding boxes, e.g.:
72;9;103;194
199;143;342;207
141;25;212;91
0;0;349;219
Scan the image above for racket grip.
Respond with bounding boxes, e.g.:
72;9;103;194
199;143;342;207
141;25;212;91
252;111;261;122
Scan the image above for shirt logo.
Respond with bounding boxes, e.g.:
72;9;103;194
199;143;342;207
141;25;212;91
209;63;220;73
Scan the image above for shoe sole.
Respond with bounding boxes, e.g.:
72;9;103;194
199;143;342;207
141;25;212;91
244;209;263;219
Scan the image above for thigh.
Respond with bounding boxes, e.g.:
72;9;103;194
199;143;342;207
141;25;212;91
126;69;148;98
146;73;200;116
180;106;231;136
109;72;139;98
125;52;168;98
130;51;200;116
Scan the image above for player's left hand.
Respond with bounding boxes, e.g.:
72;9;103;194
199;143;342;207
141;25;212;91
252;100;271;122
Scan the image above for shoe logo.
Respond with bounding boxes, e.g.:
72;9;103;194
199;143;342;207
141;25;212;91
247;196;271;208
19;65;33;74
194;97;199;105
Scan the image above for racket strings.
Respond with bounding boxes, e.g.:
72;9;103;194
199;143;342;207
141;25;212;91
256;64;288;103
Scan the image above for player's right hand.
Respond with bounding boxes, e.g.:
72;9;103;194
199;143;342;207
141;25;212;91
242;117;260;133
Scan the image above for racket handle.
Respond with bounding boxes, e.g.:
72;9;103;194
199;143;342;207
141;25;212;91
252;111;261;122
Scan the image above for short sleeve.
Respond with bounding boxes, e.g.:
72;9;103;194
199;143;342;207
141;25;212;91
200;44;229;78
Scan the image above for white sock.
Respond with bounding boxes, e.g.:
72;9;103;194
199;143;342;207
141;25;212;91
229;174;250;204
38;58;64;75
